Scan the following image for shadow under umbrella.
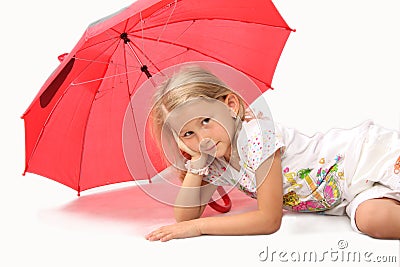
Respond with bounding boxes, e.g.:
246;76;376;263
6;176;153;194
58;172;257;220
38;167;256;236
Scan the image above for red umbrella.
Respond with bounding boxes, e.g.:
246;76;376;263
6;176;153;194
22;0;294;198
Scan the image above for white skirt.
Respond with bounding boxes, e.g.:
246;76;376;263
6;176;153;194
343;122;400;233
348;122;400;194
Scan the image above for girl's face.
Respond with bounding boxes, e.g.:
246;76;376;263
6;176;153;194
165;96;239;161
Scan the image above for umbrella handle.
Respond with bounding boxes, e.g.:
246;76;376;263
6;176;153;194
208;186;232;213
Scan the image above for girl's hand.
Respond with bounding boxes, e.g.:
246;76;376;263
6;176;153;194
145;220;202;242
172;130;209;168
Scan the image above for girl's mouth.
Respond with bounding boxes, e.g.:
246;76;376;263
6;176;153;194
205;142;218;152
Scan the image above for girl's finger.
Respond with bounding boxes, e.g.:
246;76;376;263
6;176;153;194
145;229;162;240
160;233;174;242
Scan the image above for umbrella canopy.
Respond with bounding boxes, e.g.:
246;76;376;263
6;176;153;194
22;0;294;195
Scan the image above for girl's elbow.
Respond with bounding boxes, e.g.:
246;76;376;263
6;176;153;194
261;214;282;234
268;218;282;234
175;216;186;223
174;209;201;222
174;212;190;222
175;215;201;223
174;203;207;222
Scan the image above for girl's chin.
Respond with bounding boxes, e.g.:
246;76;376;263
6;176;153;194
203;143;230;159
209;151;228;159
203;150;222;158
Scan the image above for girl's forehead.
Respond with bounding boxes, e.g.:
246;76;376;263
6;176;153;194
165;98;230;132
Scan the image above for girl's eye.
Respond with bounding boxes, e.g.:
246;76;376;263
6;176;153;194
181;118;210;138
202;118;211;125
183;131;193;137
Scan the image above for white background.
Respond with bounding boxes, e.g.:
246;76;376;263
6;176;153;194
1;1;399;266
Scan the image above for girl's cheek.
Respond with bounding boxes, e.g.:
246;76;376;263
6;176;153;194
186;141;197;151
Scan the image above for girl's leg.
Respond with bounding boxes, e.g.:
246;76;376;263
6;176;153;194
355;197;400;239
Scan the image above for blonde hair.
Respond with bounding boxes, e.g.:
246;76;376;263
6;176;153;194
149;66;246;181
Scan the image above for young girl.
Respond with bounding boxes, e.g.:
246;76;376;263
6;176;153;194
145;65;400;242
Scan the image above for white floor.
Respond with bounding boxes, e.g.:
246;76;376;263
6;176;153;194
2;1;400;267
2;173;399;267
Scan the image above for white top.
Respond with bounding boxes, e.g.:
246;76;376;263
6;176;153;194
203;115;374;212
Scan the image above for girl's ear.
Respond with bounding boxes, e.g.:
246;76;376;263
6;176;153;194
224;93;240;114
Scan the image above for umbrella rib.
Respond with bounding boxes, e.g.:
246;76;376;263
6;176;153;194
126;17;291;69
131;34;272;88
23;85;71;177
152;0;177;43
154;49;191;65
139;11;145;58
70;69;141;86
121;0;178;68
124;0;178;37
77;36;119;53
72;39;146;86
128;41;162;74
150;19;195;67
129;66;146;96
74;57;137;69
129;17;294;34
71;39;128;86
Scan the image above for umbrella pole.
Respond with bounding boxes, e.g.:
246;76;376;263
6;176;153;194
120;32;155;184
120;33;152;79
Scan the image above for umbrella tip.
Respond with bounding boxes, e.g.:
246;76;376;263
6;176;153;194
58;53;69;62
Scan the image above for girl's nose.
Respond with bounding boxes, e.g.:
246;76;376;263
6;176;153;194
197;130;211;144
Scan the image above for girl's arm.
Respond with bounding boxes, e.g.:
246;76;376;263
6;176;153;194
194;149;283;235
171;130;219;221
145;149;283;241
174;172;218;222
